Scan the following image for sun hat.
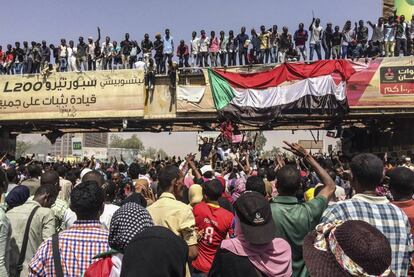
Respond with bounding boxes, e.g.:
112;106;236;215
303;220;394;277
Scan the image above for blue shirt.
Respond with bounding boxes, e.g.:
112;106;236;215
236;34;249;49
163;36;174;54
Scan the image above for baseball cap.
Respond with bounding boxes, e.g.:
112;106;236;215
200;165;213;175
234;191;276;244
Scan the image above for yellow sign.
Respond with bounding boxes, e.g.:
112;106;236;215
394;0;414;19
0;69;145;120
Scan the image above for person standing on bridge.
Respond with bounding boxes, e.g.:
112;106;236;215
309;18;323;61
198;30;210;68
76;36;88;72
219;31;228;66
102;36;113;70
58;39;68;72
153;33;164;74
236;27;249;65
294;23;308;61
120;33;132;69
209;31;220;67
141;33;153;62
163;29;174;74
191;31;200;68
67;40;77;72
177;40;190;68
258;25;270;64
227;30;237;66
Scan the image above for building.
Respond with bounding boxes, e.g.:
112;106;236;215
50;133;108;157
50;133;76;158
83;133;108;148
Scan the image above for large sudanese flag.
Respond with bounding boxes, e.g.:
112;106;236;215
208;60;356;125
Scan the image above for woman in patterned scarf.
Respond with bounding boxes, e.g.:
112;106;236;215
84;202;153;277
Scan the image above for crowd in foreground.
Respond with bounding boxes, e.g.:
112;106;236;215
1;10;414;75
0;133;413;276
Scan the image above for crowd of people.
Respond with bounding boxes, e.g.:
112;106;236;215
0;127;412;276
1;11;414;76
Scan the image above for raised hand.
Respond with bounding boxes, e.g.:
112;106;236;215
282;141;309;158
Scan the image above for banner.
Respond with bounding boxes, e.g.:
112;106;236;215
71;137;83;156
347;57;414;107
0;69;145;120
383;0;414;19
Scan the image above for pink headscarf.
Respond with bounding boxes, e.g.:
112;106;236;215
221;219;292;277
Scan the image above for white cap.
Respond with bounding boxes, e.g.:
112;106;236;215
200;165;213;175
80;168;93;180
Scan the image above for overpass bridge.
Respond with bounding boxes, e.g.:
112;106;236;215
1;57;414;154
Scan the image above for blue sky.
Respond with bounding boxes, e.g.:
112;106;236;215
12;0;381;156
3;0;381;46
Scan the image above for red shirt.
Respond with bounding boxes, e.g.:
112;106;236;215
393;199;414;235
192;202;234;273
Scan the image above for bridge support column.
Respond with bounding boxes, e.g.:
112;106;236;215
0;128;16;156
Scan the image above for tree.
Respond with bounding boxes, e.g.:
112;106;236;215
156;149;168;160
16;140;32;158
246;131;267;153
142;147;157;160
110;135;125;148
262;146;282;159
122;135;144;152
109;134;144;153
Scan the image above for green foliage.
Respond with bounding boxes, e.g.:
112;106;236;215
16;140;32;158
110;134;144;152
262;146;282;159
246;131;267;153
142;147;157;159
156;149;168;159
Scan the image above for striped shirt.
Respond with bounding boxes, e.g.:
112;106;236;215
28;220;109;277
321;194;413;277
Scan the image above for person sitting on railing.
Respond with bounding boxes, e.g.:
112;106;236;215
177;40;190;68
286;43;299;62
354;20;369;59
141;33;153;63
278;26;292;63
